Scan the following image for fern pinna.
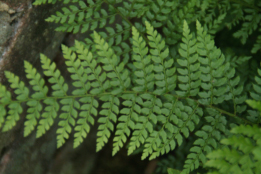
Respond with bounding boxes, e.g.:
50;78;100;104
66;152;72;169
2;0;261;173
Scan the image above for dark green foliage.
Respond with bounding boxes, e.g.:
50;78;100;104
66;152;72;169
2;0;261;173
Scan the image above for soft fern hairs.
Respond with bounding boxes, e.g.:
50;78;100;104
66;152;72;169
1;0;261;173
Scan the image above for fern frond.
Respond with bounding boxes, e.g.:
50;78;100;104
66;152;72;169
24;61;48;99
3;71;29;131
128;94;162;157
225;2;244;29
97;95;119;151
37;98;59;138
118;0;151;18
196;20;230;105
3;0;261;171
5;71;29;101
93;31;130;94
233;7;261;44
206;13;226;35
74;96;98;148
252;28;261;53
57;98;80;147
23;61;48;136
142;0;174;28
248;67;261;123
112;94;140;155
0;85;11;129
147;97;203;160
145;21;176;95
205;124;261;174
33;0;57;5
162;0;197;46
3;102;23;132
40;54;68;97
250;68;261;101
177;20;200;97
40;53;71;147
33;0;78;5
62;45;89;95
182;108;227;174
24;100;42;137
74;40;107;94
225;54;251;69
132;26;154;92
46;0;116;34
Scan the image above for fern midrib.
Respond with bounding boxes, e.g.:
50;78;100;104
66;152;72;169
3;89;253;125
66;13;116;26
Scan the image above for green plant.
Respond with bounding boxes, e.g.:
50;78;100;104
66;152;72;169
1;0;261;173
203;99;261;174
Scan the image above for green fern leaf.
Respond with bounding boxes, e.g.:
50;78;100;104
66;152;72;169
132;26;154;92
24;61;48;99
46;0;116;34
33;0;78;5
251;68;261;101
40;54;68;97
142;0;174;28
62;45;90;95
3;102;23;132
93;31;130;95
196;20;230;105
74;40;107;94
182;108;227;174
148;97;203;160
118;0;151;18
3;71;29;132
128;94;162;157
37;98;59;138
112;94;140;155
205;124;261;174
97;95;119;152
145;21;176;95
24;100;42;137
5;71;29;101
177;20;200;97
74;96;98;148
23;60;48;136
233;8;261;44
57;98;80;148
252;29;261;53
0;84;11;128
206;13;226;35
